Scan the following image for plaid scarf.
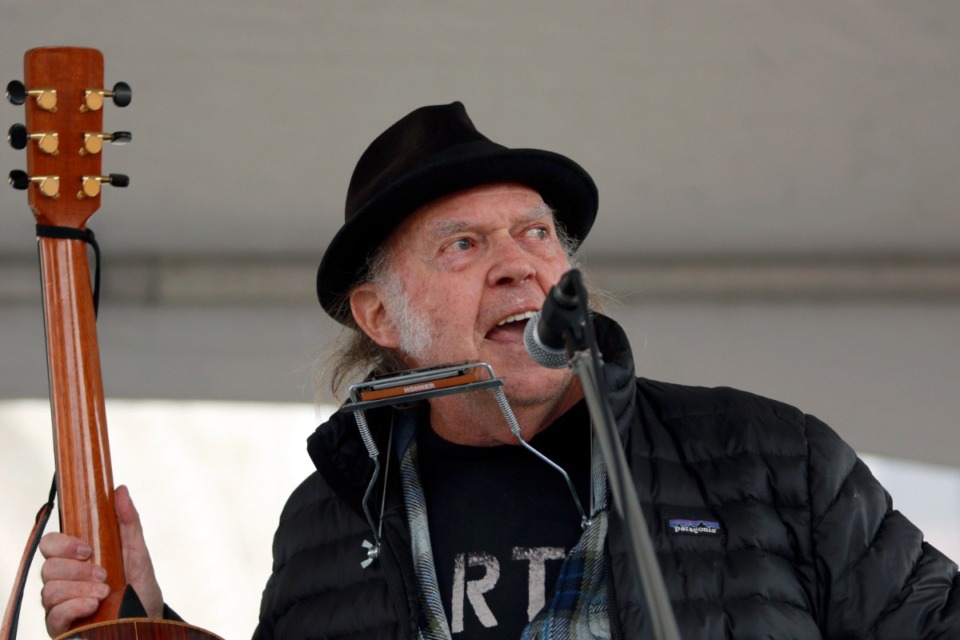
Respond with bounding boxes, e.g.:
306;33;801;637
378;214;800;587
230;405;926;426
521;456;610;640
397;416;611;640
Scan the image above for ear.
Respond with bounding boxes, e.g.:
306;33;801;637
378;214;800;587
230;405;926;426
349;283;400;349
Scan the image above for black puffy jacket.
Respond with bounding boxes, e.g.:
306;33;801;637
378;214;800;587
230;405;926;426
254;316;960;639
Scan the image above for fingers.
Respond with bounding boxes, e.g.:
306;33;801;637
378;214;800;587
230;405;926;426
39;532;92;563
42;578;110;637
39;533;111;638
40;556;106;584
114;484;140;529
45;597;100;638
114;485;164;618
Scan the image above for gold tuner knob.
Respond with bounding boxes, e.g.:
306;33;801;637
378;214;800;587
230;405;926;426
6;81;57;112
8;124;58;155
81;81;132;112
36;175;60;197
34;90;57;112
81;131;132;156
35;132;59;155
8;170;60;198
79;173;129;199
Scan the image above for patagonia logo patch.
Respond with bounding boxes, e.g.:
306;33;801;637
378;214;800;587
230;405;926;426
667;518;721;536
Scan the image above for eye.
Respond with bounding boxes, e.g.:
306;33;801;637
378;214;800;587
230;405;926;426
442;237;474;253
525;226;550;240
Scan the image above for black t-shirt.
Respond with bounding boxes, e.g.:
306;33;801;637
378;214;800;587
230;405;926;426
417;401;591;639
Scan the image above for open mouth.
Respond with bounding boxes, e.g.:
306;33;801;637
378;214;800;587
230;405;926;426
485;310;536;341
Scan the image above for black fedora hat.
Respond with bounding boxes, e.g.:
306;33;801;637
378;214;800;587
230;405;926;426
317;101;598;323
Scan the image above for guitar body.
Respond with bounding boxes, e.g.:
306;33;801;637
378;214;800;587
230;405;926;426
9;47;221;640
56;620;221;640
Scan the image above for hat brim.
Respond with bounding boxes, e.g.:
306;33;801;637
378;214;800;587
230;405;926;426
317;147;598;323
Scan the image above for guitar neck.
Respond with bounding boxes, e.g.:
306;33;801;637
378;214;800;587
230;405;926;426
13;45;127;626
39;235;126;623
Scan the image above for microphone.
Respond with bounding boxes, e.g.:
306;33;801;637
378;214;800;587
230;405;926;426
524;269;585;369
524;312;568;368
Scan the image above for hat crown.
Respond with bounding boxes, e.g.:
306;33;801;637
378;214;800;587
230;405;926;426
346;102;492;221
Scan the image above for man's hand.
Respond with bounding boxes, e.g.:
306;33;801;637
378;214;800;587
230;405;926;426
39;485;163;637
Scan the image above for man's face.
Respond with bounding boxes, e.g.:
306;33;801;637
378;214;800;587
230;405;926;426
374;183;576;408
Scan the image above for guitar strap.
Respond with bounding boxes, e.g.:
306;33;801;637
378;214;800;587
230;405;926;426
0;477;56;640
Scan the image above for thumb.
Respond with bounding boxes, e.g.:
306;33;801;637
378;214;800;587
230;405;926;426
114;485;164;618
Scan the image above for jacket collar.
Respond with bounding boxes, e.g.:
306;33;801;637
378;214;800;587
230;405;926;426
591;313;639;440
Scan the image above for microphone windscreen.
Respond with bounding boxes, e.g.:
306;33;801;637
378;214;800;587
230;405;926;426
524;312;569;369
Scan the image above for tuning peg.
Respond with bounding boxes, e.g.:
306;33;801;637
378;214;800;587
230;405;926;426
5;81;24;105
8;169;28;189
78;173;128;199
80;131;132;156
81;81;131;112
7;123;26;148
6;80;57;111
9;169;60;198
8;124;59;155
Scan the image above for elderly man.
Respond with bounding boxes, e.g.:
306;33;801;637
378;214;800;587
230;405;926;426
41;102;959;639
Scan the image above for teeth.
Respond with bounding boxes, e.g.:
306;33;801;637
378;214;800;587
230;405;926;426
497;310;536;326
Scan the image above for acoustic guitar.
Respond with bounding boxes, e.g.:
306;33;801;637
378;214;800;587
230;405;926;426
6;46;221;640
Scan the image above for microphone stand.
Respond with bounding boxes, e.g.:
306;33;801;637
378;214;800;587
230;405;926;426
554;271;682;640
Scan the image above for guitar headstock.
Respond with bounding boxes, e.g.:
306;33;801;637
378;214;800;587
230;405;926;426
6;47;130;228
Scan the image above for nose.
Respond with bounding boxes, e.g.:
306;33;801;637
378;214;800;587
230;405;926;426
486;235;536;287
